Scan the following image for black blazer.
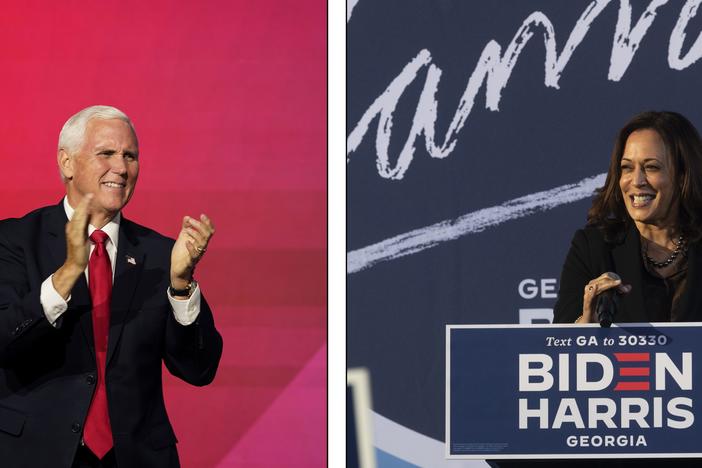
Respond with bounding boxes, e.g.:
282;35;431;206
554;225;702;324
0;202;223;468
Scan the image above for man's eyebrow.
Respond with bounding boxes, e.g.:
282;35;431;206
93;144;115;151
92;146;138;155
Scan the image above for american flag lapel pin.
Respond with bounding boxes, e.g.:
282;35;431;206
126;255;136;265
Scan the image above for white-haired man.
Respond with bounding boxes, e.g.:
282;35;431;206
0;105;222;468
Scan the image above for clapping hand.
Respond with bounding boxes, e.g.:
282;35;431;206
170;214;215;290
52;194;94;299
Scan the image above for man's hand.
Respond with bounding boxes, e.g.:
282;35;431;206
53;194;93;299
170;214;215;290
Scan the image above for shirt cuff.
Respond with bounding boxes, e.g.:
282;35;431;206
167;283;202;325
40;275;69;327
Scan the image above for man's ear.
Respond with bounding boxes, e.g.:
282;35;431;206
58;149;73;180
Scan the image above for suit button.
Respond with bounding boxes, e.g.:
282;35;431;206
71;422;82;433
86;374;96;385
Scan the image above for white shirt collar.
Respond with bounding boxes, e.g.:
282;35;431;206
63;197;121;250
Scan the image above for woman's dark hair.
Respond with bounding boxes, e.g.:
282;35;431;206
588;111;702;242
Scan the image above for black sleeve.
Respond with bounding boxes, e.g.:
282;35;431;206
553;229;595;323
0;222;61;366
162;293;223;386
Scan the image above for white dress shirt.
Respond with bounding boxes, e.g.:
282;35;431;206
39;198;201;326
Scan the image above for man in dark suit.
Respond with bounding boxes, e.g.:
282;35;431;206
0;105;222;467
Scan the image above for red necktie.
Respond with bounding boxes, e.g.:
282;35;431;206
83;230;114;458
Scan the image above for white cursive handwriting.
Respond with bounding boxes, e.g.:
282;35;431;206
348;0;702;180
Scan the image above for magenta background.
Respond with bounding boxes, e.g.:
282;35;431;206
0;2;326;467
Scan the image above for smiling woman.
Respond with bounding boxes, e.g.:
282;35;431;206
619;129;677;229
553;111;702;325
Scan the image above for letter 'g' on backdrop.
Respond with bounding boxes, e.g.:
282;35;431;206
0;1;326;466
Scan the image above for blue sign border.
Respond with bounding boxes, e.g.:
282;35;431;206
446;323;702;460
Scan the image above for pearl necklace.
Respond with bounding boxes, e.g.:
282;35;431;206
644;235;687;269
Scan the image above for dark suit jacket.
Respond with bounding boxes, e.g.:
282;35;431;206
554;224;702;324
0;202;223;468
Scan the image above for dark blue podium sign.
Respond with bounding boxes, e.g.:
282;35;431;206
447;323;702;459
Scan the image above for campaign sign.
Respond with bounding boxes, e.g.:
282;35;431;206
446;323;702;459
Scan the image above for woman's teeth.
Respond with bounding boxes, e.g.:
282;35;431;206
632;194;654;206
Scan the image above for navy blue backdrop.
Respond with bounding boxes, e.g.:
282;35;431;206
347;1;702;466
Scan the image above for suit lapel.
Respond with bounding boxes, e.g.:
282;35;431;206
43;202;95;357
43;203;68;274
107;219;145;366
611;225;646;321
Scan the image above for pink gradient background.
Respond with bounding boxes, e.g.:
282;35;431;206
0;1;326;467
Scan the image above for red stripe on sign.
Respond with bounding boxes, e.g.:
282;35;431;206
614;381;650;391
619;367;650;376
614;353;650;362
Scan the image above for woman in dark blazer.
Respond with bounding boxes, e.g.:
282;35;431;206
499;112;702;468
500;113;702;467
554;111;702;325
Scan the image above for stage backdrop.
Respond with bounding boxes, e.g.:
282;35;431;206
0;2;325;467
348;1;702;466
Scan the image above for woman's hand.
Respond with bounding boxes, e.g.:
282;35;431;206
578;272;632;323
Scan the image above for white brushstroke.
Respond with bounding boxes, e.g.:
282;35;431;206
348;174;606;274
608;0;669;81
347;1;612;180
669;0;702;69
346;49;433;179
348;0;360;22
373;411;489;467
348;0;702;181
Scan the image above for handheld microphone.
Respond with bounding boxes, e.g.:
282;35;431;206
595;289;618;328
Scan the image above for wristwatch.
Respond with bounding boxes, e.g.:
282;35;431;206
169;280;196;297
